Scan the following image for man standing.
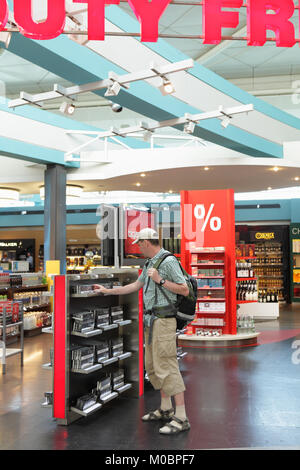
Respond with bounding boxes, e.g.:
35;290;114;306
93;228;190;434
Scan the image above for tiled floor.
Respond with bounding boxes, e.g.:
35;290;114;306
1;303;300;450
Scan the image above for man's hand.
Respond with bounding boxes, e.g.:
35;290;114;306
92;284;111;295
147;268;162;284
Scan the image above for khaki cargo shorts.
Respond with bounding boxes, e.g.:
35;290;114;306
144;317;185;397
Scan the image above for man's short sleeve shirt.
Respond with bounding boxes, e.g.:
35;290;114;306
138;248;186;310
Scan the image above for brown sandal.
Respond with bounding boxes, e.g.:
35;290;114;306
159;416;191;434
142;408;174;422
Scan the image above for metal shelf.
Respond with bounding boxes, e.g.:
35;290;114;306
0;320;23;329
117;351;132;361
99;391;119;404
71;402;102;417
71;363;103;374
71;291;104;298
113;319;132;327
115;383;132;394
100;356;119;366
71;329;103;338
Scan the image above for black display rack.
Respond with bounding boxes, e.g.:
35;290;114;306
50;269;141;426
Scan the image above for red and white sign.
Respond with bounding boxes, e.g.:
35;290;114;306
180;189;236;334
1;0;300;44
124;209;155;256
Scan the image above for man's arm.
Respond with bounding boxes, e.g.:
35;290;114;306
147;268;189;297
93;280;143;296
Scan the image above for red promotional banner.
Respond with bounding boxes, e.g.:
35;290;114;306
180;189;236;334
124;209;155;256
0;0;299;44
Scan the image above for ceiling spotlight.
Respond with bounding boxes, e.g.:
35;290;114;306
204;167;210;171
135;182;141;187
59;102;75;115
140;173;146;178
295;177;300;181
143;130;153;142
111;103;123;113
221;116;231;129
159;80;175;96
183;121;196;134
272;166;279;172
267;187;272;190
105;81;121;97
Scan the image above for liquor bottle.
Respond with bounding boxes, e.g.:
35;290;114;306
266;291;270;302
258;290;262;303
271;290;275;302
262;290;266;303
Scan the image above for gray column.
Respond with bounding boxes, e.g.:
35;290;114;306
44;164;67;274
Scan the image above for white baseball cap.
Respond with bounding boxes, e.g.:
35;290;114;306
132;228;159;245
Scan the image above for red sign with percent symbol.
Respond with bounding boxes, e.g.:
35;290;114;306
180;189;236;334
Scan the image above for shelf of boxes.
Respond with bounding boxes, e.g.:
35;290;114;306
50;269;140;426
189;249;227;336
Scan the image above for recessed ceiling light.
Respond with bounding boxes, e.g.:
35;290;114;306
267;187;272;190
140;173;146;178
204;167;210;171
168;190;173;194
135;182;141;187
272;166;279;172
295;177;300;181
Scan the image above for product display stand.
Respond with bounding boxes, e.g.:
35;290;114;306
178;248;259;347
189;248;227;336
0;272;50;337
236;244;279;320
0;303;24;375
51;268;141;426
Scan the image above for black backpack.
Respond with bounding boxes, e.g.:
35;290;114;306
153;252;198;331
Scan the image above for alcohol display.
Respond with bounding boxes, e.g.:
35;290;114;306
253;242;285;301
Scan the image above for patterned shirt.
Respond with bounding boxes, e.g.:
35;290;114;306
138;248;187;313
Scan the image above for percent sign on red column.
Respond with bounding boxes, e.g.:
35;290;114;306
194;204;222;232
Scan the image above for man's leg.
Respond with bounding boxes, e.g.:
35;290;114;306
159;391;189;433
142;327;174;421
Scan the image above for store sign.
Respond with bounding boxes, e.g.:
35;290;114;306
255;232;275;240
0;241;18;247
0;0;299;44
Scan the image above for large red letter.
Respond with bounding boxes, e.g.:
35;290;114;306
247;0;295;47
73;0;119;41
128;0;172;42
14;0;65;40
0;0;8;31
203;0;243;44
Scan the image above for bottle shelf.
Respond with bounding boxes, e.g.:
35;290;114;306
236;300;257;304
197;298;226;302
236;256;256;260
236;278;257;281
